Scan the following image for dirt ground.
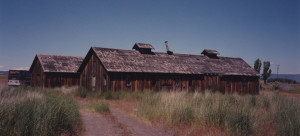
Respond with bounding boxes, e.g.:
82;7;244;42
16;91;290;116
260;90;300;98
77;99;173;136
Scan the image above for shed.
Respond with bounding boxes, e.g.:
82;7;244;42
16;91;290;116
78;43;260;94
29;54;83;88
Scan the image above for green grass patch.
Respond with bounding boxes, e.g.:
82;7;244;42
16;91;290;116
85;101;110;113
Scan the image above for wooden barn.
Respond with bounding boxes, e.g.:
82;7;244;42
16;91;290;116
29;54;83;88
78;43;259;94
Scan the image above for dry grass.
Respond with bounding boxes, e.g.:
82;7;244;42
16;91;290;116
97;90;300;136
0;87;81;136
0;75;7;90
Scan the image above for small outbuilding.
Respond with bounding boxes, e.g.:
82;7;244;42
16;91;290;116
29;54;83;88
78;43;260;94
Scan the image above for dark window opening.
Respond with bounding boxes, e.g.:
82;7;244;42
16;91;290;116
175;78;180;86
91;76;96;88
242;78;247;87
126;76;131;87
151;79;156;86
226;81;230;87
103;74;107;86
189;79;193;86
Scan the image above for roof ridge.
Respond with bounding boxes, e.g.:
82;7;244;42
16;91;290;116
36;54;84;58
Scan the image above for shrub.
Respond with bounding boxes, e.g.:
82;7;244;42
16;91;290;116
86;101;110;113
75;87;88;98
272;82;281;90
102;91;116;99
171;105;194;124
226;108;251;136
268;78;297;84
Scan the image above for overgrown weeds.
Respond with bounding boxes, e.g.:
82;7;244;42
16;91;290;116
0;87;81;136
135;91;300;136
85;101;110;113
74;87;143;100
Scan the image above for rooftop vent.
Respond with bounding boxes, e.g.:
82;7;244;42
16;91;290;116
165;41;173;55
132;43;155;54
201;49;219;59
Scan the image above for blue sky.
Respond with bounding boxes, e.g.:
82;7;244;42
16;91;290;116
0;0;299;74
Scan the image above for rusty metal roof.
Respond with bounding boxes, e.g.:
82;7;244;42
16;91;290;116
132;43;155;50
89;47;259;76
30;54;83;73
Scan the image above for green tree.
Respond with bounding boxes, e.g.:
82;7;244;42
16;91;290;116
254;58;262;74
262;61;272;84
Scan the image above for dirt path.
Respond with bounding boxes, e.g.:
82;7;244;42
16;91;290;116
77;99;173;136
111;109;173;136
80;110;126;136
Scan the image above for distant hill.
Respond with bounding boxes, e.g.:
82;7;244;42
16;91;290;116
0;71;8;75
269;74;300;82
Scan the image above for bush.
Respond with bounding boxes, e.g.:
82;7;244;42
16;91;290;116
102;91;118;100
268;78;297;84
75;87;88;98
171;105;194;124
272;82;281;90
86;101;110;113
226;108;251;136
0;87;81;136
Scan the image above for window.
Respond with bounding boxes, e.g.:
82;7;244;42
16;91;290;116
91;76;96;88
189;79;193;86
226;81;230;87
126;76;131;87
175;78;180;86
151;79;156;86
242;78;247;87
103;74;107;86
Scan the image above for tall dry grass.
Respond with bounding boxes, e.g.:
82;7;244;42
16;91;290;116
0;87;81;136
135;91;300;136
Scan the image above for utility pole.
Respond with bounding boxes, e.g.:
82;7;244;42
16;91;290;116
276;65;280;78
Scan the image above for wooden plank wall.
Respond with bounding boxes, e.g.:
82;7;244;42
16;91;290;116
31;59;81;88
108;73;259;94
80;52;109;91
44;73;80;88
31;60;45;87
79;54;259;94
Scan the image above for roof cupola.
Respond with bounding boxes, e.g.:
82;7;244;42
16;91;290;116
132;43;154;54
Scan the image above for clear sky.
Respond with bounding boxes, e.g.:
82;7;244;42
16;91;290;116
0;0;299;74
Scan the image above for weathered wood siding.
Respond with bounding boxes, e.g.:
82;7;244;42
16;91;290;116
31;59;45;87
79;48;259;94
31;59;81;88
80;52;109;91
79;56;259;93
78;47;259;94
44;73;80;88
108;72;259;94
